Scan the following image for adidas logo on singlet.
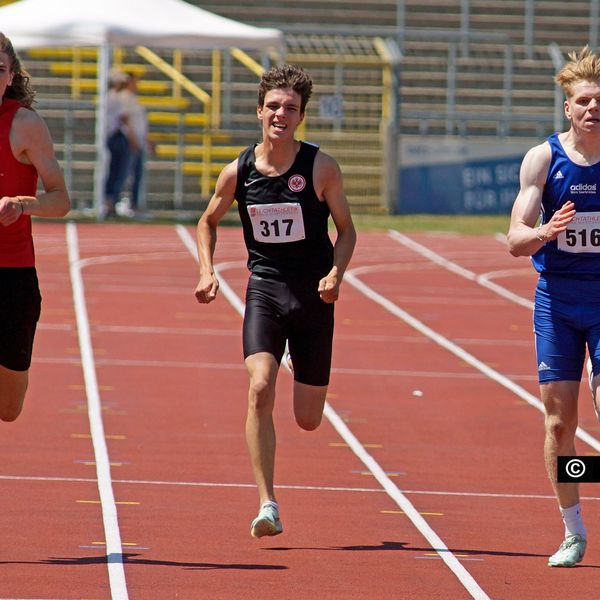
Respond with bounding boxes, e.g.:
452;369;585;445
553;170;564;179
538;361;551;371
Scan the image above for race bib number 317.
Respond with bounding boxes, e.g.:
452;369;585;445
558;211;600;253
248;202;306;243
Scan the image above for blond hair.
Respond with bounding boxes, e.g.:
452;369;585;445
556;45;600;96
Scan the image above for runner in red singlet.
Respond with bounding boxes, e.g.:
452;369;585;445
0;32;70;421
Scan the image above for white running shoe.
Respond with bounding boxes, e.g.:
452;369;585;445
586;358;600;421
548;534;587;567
250;502;283;538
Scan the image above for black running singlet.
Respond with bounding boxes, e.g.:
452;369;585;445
235;142;334;280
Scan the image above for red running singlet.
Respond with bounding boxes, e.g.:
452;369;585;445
0;98;38;267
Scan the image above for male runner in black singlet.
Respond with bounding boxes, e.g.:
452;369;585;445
194;64;356;538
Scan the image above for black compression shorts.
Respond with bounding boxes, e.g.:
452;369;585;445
0;267;41;371
243;274;334;387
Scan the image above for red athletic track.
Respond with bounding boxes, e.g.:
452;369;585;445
2;221;599;600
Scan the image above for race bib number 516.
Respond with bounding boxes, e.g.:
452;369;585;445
558;211;600;253
248;202;306;243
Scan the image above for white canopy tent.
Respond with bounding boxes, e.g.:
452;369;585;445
0;0;283;215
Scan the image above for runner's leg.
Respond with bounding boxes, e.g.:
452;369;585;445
245;352;280;504
0;366;28;422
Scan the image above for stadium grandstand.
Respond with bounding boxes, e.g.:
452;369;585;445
8;0;600;214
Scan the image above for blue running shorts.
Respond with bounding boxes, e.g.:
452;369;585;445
534;274;600;383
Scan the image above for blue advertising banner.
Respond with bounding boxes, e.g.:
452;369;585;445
398;155;523;214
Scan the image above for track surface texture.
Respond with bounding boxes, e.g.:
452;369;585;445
1;221;599;600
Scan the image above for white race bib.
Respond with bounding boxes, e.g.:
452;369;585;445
558;211;600;253
248;202;305;243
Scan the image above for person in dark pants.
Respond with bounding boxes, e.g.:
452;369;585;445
121;72;152;215
104;69;137;217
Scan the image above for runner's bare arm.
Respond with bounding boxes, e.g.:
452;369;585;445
507;142;575;257
315;151;356;303
0;108;69;226
195;160;238;304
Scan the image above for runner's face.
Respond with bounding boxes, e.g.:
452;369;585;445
257;88;304;141
0;51;13;100
565;79;600;134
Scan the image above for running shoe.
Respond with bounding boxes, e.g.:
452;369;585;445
586;358;600;421
548;534;587;567
250;502;283;538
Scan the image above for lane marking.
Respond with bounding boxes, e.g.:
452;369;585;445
91;541;140;547
71;434;126;440
381;510;443;516
74;461;129;467
77;500;140;505
417;556;484;562
66;222;129;600
324;401;490;599
4;472;600;501
388;230;533;309
386;230;600;453
37;355;536;380
176;224;491;600
80;545;149;551
94;324;239;337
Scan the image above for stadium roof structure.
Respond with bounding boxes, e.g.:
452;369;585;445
0;0;283;216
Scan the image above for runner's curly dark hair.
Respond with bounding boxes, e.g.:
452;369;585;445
0;32;35;108
258;64;312;113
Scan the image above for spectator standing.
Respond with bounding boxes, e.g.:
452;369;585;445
120;72;153;216
104;68;137;217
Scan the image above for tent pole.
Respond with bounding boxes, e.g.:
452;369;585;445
94;43;110;220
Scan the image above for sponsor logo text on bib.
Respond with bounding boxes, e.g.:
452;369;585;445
558;211;600;253
249;202;306;243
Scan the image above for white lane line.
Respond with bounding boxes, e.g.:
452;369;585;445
176;225;491;600
385;230;600;453
95;324;238;336
175;224;247;316
388;230;534;309
477;268;534;310
66;222;128;600
32;355;537;381
322;402;490;600
6;472;600;501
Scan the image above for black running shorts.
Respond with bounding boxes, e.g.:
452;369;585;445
243;274;334;387
0;267;42;371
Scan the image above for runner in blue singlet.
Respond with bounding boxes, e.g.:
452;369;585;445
507;46;600;568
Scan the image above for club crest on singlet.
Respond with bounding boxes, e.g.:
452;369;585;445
288;174;306;192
